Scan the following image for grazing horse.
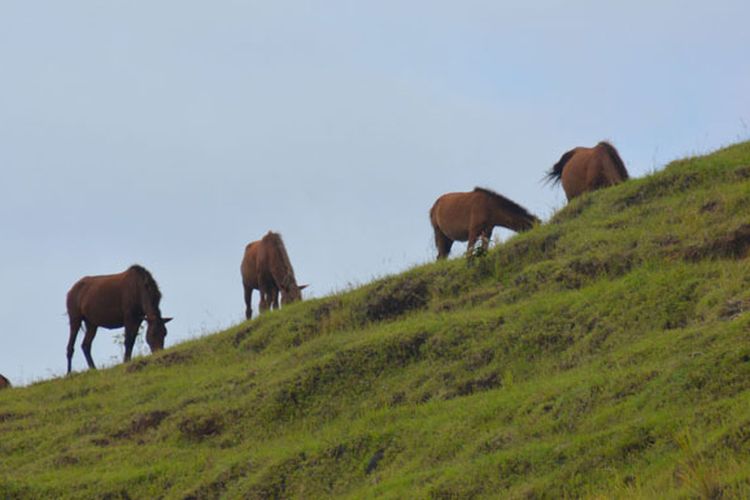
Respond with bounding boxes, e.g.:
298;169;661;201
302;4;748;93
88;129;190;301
430;187;540;259
546;141;629;201
241;231;307;319
66;265;172;374
0;374;10;390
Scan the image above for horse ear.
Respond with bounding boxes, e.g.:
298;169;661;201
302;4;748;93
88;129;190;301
298;284;309;291
162;317;173;324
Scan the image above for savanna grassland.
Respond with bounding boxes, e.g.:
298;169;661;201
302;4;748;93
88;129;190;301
2;141;750;498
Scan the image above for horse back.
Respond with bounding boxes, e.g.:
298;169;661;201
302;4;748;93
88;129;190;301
580;144;627;189
560;147;602;199
431;191;484;241
67;272;130;328
242;239;280;289
257;235;283;285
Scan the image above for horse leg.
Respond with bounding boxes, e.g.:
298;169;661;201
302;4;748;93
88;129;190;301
480;227;493;252
271;285;280;310
243;285;253;320
67;316;83;374
466;229;479;257
259;287;270;314
467;223;490;257
81;321;98;370
434;228;453;260
123;320;140;363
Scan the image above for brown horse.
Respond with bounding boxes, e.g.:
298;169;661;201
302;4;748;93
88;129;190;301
66;265;172;374
430;187;540;259
241;231;307;319
546;141;629;201
0;374;10;390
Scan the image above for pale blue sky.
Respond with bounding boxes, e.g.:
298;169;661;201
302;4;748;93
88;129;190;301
1;1;749;384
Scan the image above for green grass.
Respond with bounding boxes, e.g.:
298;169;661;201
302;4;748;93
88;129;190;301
3;141;750;498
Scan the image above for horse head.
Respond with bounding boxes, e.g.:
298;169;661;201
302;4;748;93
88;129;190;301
146;316;173;352
281;284;308;305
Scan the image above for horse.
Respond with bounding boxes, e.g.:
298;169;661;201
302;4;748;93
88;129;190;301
66;265;172;374
0;374;10;390
430;187;540;259
241;231;307;319
546;141;629;201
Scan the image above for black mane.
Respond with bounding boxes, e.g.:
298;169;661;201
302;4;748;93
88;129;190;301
597;141;629;181
262;231;298;289
473;187;539;227
128;264;162;307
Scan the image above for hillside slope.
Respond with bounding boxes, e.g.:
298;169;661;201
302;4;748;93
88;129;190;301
2;142;750;498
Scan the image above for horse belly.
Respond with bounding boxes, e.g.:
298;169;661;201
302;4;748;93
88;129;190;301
82;306;126;329
442;225;469;242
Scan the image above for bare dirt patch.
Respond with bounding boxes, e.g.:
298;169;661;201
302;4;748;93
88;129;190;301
365;448;385;475
125;350;193;373
178;413;224;441
719;299;750;320
683;224;750;261
233;324;256;347
445;371;501;399
358;277;430;323
0;412;22;423
53;454;80;467
615;172;699;209
114;410;170;439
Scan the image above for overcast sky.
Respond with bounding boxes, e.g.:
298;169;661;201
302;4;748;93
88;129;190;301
2;1;749;385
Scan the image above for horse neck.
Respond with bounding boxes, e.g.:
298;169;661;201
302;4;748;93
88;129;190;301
490;200;533;232
140;296;161;320
266;239;297;292
134;282;161;320
271;261;298;292
604;160;626;183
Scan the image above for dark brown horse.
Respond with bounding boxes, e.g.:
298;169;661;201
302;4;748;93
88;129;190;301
430;187;540;259
66;265;172;374
546;141;629;201
0;374;10;390
241;231;307;319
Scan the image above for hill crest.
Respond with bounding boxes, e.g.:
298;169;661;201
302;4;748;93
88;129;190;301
2;141;750;498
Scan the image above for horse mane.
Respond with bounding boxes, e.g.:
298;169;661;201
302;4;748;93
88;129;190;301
545;148;576;185
473;187;539;228
262;232;298;289
127;264;162;310
597;141;629;181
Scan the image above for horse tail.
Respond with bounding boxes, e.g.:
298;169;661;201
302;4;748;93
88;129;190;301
545;149;576;185
598;141;629;181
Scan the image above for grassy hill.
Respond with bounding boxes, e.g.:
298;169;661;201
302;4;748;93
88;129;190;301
3;141;750;499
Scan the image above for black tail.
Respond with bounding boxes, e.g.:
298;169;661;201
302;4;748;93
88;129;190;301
597;141;629;180
545;149;576;185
